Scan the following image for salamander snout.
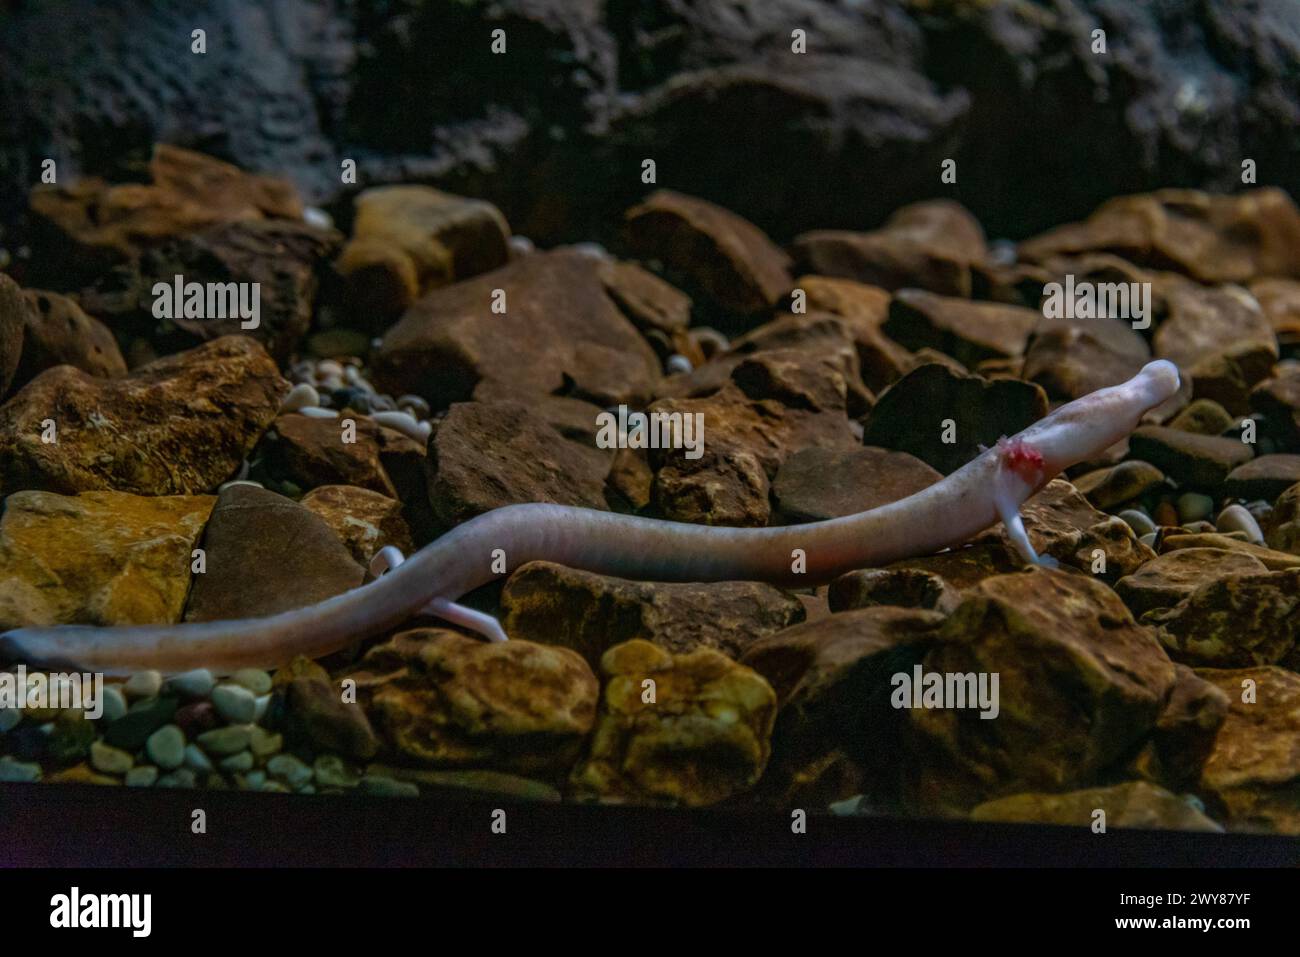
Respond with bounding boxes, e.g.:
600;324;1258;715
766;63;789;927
1137;359;1181;405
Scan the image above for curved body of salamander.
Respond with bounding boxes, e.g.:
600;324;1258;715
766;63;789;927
0;360;1181;675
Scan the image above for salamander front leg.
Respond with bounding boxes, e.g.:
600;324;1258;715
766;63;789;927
368;546;510;642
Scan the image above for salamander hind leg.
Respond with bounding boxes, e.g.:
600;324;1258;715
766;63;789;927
369;546;510;641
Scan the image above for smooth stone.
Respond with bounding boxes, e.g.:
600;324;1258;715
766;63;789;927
313;755;361;789
1140;532;1158;548
183;744;214;772
125;766;159;787
99;686;128;723
102;696;178;751
1176;492;1215;524
1217;504;1265;544
196;724;253;755
396;395;430;419
0;756;42;782
298;406;339;419
280;382;320;413
230;669;272;696
260;781;291;793
242;770;267;789
266;754;313;789
123;670;163;700
666;354;693;374
254;694;270;725
1119;509;1157;537
369;409;429;443
0;708;21;733
145;724;186;770
165;669;215;699
211;683;257;724
220;750;255;772
90;740;134;775
156;768;197;789
249;726;283;758
359;775;419;798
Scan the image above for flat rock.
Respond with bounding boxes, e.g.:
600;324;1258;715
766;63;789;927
299;485;414;566
0;490;214;629
500;561;805;668
780;278;908;393
623;190;792;315
1160;532;1300;570
427;400;611;526
570;639;777;807
1128;426;1254;489
0;273;28;399
1167;398;1235;436
1197;666;1300;834
906;567;1176;813
276;657;378;761
827;568;962;616
1263;483;1300;554
791;201;987;297
1115;548;1269;617
182;484;363;622
261;413;400;497
1250;370;1300;445
971;781;1221;831
596;260;697;362
1071;460;1165;509
0;336;286;496
1224;455;1300;502
1022;316;1150;401
15;290;126;388
372;249;660;410
884;289;1038;367
861;362;1047;475
347;629;598;775
1251;278;1300;346
1146;568;1300;668
773;446;941;522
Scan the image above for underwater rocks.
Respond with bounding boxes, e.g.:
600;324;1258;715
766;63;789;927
1224;455;1300;502
1128;427;1254;490
971;781;1221;832
0;336;286;496
261;412;404;498
500;561;805;668
348;629;598;775
773;446;941;523
278;658;379;762
299;485;414;567
0;273;28;398
571;640;777;806
14;290;126;387
1115;548;1270;617
884;289;1038;368
1072;460;1166;510
0;490;214;629
1145;568;1300;668
1022;315;1151;401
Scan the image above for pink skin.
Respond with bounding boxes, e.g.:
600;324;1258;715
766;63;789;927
0;361;1182;676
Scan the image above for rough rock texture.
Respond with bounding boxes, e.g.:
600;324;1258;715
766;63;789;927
1022;316;1151;402
597;260;696;361
884;289;1037;367
571;639;777;807
0;274;30;398
1168;398;1234;436
15;290;127;387
372;250;660;410
773;446;941;522
1072;460;1165;510
1115;548;1269;617
1250;370;1300;445
1146;568;1300;667
828;568;962;616
347;629;598;775
906;567;1177;814
261;413;402;497
1265;483;1300;554
1128;426;1254;489
500;561;805;668
1198;667;1300;833
299;484;414;566
970;781;1221;831
276;657;378;761
0;490;214;629
182;484;363;622
1224;455;1300;502
1144;664;1230;790
1160;532;1300;570
0;336;286;496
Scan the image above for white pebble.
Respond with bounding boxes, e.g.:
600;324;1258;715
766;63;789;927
212;683;257;724
665;354;693;375
298;406;339;419
123;670;163;700
231;668;273;696
280;382;321;413
303;206;334;230
166;668;215;699
1139;532;1158;548
253;693;271;725
145;724;186;770
1216;504;1265;544
371;410;429;443
317;360;344;378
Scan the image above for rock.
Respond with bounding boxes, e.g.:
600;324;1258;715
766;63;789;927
1250;370;1300;445
1019;189;1300;285
102;696;178;752
500;561;805;667
1168;398;1235;436
124;766;158;788
359;775;418;798
1115;548;1269;617
260;413;400;497
905;567;1176;813
596;260;698;362
1021;315;1151;402
884;289;1038;368
1264;483;1300;553
1177;492;1215;524
828;568;962;616
195;725;252;757
1216;504;1265;543
372;250;660;411
570;639;777;807
336;185;511;326
313;755;360;790
365;764;561;803
1197;666;1300;833
0;756;41;783
1224;455;1300;502
300;484;414;566
279;658;378;760
211;684;257;724
123;670;163;700
1160;532;1300;569
772;446;941;522
1252;278;1300;346
791;201;986;297
1145;568;1300;667
182;484;363;623
14;290;126;388
0;336;286;496
266;753;314;789
971;781;1221;831
1146;664;1231;790
1128;426;1254;489
346;629;597;774
861;362;1047;475
0;273;26;398
145;724;185;770
0;490;214;629
90;740;133;775
622;189;792;316
99;686;127;723
1072;460;1165;509
427;400;611;526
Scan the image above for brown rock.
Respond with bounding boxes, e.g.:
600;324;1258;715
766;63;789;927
15;290;126;387
1250;278;1300;346
299;485;414;566
1129;426;1254;488
828;568;962;615
1198;666;1300;833
596;260;698;362
861;362;1047;475
1250;370;1300;445
1160;532;1300;569
1072;460;1165;509
1263;483;1300;554
0;490;214;629
1224;455;1300;502
372;250;660;410
277;657;378;761
780;277;909;392
1167;398;1234;436
884;289;1038;367
1115;548;1269;617
1146;568;1300;667
1148;664;1230;790
0;336;286;496
1022;316;1150;401
427;400;611;526
261;413;399;497
623;190;792;315
906;567;1176;813
570;639;777;806
0;273;29;398
606;447;653;512
888;543;1022;590
500;560;805;668
971;781;1221;831
346;628;598;774
182;484;363;622
773;446;941;522
791;201;987;297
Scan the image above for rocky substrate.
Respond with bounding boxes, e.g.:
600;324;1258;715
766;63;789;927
3;146;1300;834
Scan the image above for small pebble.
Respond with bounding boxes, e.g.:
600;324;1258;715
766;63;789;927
220;750;255;773
371;409;429;443
303;206;333;230
360;775;419;798
1139;532;1158;548
280;382;321;413
260;781;291;793
125;765;159;788
1176;492;1214;524
196;724;252;756
0;755;42;782
332;386;371;412
1153;501;1179;527
242;770;267;790
314;754;360;789
90;740;134;775
829;795;867;816
396;395;430;419
267;754;314;789
370;394;396;412
230;669;273;696
100;686;128;723
249;726;283;758
212;683;257;724
0;708;20;733
165;668;215;699
1216;504;1265;544
123;670;163;700
145;724;186;770
253;693;271;725
157;768;197;789
317;360;344;378
508;235;535;256
665;354;693;375
183;744;214;772
1118;509;1157;537
298;406;339;419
